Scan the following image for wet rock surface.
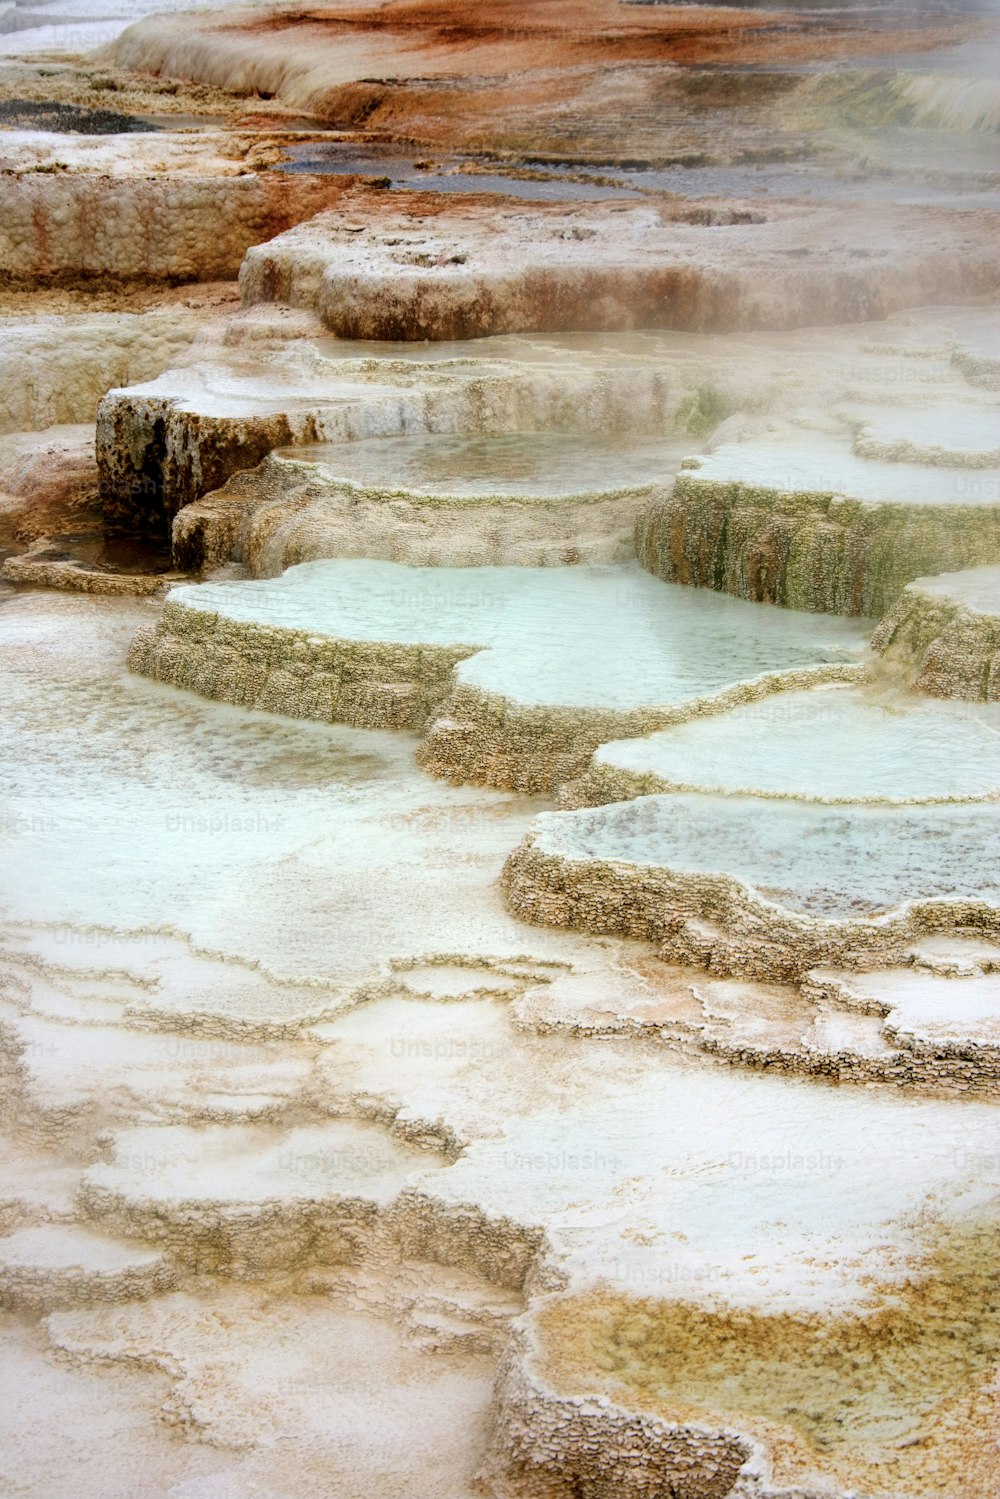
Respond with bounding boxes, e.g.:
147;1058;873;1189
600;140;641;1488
2;0;999;1494
127;558;868;788
872;564;1000;699
637;423;1000;615
571;683;1000;805
240;196;1000;341
180;433;686;574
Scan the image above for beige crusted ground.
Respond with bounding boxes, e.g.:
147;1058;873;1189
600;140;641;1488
2;540;996;1499
1;0;999;1494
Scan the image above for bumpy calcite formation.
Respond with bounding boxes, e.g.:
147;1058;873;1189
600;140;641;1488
953;341;1000;391
520;944;1000;1096
171;466;258;572
94;306;416;535
871;566;1000;700
64;1119;542;1292
804;964;1000;1089
99;392;318;539
850;404;1000;469
483;1336;751;1499
97;319;708;536
78;1121;440;1277
240;198;1000;341
0;553;180;594
0;426;100;550
179;462;660;574
487;1220;1000;1499
502;797;1000;981
129;605;862;787
637;460;1000;618
717;989;1000;1095
0;310;206;434
97;305;995;542
172;440;676;575
417;665;864;794
695;1020;1000;1096
127;597;466;733
0;1225;175;1311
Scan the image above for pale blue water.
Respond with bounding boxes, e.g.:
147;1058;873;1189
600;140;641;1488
172;559;870;709
536;793;1000;918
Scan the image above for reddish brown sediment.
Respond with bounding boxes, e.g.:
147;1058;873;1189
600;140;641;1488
0;432;101;550
103;0;1000;156
120;0;992;89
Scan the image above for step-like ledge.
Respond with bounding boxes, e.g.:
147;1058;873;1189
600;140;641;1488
502;795;1000;980
127;560;869;790
871;565;1000;700
174;433;684;575
637;433;1000;618
566;684;1000;808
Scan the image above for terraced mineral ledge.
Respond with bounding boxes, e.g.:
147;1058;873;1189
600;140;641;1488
237;197;1000;341
2;0;1000;1494
872;564;1000;699
571;683;1000;806
502;793;1000;977
127;559;869;788
637;426;1000;616
0;130;354;285
94;305;1000;544
176;432;689;573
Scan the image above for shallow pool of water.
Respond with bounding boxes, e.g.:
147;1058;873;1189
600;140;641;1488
171;559;870;709
275;432;681;499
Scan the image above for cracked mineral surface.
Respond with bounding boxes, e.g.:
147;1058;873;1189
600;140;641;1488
1;0;999;1494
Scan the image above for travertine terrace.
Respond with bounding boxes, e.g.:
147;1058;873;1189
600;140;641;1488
1;1;999;1496
128;558;868;787
872;563;1000;698
175;433;687;572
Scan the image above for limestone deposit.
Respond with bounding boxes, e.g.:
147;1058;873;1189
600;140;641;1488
872;564;1000;700
0;307;206;433
175;433;685;574
2;0;999;1494
637;426;1000;616
570;684;1000;807
0;131;357;285
127;559;868;789
517;939;1000;1096
239;196;1000;341
502;794;1000;980
94;305;999;551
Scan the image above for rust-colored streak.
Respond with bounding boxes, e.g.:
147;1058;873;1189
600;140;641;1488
217;0;986;70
